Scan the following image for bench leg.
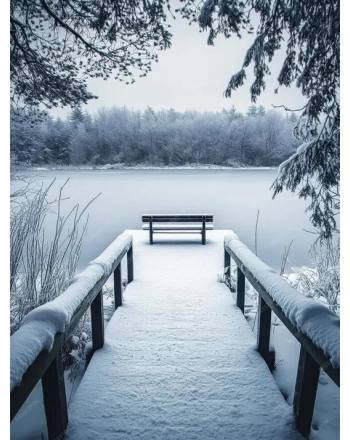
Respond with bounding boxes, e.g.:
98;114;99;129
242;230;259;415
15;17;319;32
202;218;206;245
149;219;153;245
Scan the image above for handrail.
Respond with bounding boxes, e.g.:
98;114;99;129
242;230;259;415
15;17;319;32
10;233;134;440
224;233;340;437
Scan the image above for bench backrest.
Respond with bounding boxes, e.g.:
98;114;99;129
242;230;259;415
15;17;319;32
142;214;213;222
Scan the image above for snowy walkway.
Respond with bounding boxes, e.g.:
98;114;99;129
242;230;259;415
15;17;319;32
65;231;301;440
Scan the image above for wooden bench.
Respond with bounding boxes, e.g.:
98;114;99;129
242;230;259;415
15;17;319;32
142;214;214;245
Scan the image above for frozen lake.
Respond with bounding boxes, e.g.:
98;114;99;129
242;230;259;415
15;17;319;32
15;169;316;271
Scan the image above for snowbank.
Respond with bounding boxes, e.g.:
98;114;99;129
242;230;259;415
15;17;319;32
224;233;340;369
11;233;132;392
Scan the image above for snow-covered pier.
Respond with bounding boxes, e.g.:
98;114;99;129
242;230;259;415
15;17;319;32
10;230;340;440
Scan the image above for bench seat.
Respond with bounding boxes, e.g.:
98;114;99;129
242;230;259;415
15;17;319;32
142;224;214;231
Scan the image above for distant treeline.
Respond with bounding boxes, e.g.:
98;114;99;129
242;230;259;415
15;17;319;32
11;105;299;167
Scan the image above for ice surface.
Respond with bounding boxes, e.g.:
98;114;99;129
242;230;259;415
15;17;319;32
225;233;340;368
65;231;303;440
10;233;132;392
12;169;316;273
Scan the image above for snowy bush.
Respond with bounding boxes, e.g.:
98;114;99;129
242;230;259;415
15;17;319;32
63;313;92;383
10;177;99;373
220;234;340;335
287;236;340;314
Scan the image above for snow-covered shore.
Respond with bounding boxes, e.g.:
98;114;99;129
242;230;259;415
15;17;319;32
24;164;277;171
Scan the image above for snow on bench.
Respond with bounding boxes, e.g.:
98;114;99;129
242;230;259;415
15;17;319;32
11;233;132;393
224;233;340;369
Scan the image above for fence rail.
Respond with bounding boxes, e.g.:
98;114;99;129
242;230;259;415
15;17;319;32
10;235;134;440
224;241;340;437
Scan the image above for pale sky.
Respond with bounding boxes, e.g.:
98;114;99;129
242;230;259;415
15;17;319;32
51;10;306;118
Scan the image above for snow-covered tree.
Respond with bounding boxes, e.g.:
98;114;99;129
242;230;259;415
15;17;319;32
227;105;243;121
42;118;72;164
257;105;266;117
10;114;43;163
289;112;298;124
11;105;298;167
70;124;92;164
179;0;340;239
10;0;172;116
69;107;86;127
247;105;258;117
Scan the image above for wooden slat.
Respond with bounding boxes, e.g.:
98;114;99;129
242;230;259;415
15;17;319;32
236;267;245;313
144;231;204;234
294;346;320;437
127;245;134;283
41;350;68;440
224;248;231;290
114;264;122;309
257;295;273;371
11;239;132;420
142;214;213;222
149;217;153;245
202;217;206;245
91;289;104;352
225;245;340;386
142;224;214;230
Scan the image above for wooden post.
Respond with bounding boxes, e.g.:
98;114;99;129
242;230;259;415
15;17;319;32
42;350;68;440
127;244;134;283
114;263;122;309
202;216;206;245
149;216;153;245
224;248;231;289
257;295;274;370
236;267;245;313
293;346;320;437
91;289;104;352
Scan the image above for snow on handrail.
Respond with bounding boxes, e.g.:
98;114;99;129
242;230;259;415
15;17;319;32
11;233;132;393
224;233;340;370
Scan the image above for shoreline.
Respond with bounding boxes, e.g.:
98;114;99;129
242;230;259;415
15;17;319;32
20;164;278;171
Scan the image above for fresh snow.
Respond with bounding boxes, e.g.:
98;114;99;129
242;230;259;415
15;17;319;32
10;233;132;392
277;139;315;176
296;140;315;156
224;233;340;368
65;230;302;440
89;232;132;276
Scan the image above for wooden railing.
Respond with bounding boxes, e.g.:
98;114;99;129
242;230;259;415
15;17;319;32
10;236;134;440
224;240;340;437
